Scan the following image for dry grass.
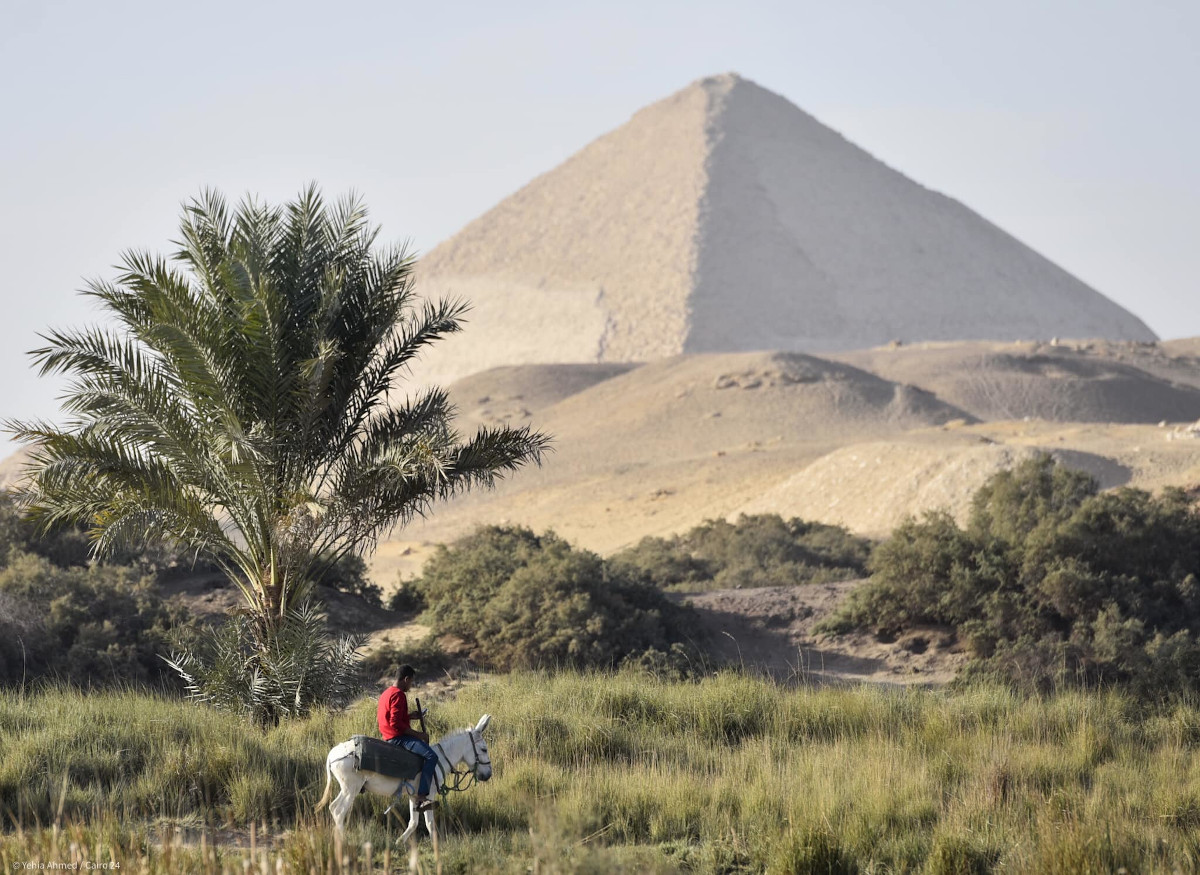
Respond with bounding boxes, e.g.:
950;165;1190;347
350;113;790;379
3;675;1200;872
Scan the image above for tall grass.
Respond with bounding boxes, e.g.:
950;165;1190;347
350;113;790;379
3;675;1200;871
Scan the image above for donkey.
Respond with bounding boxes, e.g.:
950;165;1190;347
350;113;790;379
315;714;493;847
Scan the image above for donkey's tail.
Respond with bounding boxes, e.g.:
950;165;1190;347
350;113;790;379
314;757;334;812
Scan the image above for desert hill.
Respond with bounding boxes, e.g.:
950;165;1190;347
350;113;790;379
411;72;1154;388
832;340;1200;423
737;440;1135;539
490;351;972;464
1162;337;1200;361
445;362;638;431
372;351;972;578
371;341;1200;580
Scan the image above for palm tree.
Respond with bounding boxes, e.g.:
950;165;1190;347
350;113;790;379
10;186;549;649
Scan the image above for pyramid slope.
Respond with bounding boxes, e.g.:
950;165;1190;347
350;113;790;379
413;74;1154;386
416;79;712;384
686;76;1156;352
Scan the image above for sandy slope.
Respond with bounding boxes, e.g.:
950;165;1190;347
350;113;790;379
375;350;970;580
832;339;1200;423
374;342;1200;582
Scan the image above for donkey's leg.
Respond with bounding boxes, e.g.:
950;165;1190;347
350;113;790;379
329;774;365;837
425;808;440;875
398;797;421;842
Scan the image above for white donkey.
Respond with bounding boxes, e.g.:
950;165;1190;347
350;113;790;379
315;714;493;847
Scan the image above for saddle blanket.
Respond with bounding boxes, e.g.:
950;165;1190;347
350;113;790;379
352;735;425;781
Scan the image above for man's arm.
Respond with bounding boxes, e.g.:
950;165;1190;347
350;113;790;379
400;693;428;741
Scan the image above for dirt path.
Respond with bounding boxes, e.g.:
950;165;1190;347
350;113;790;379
680;581;966;686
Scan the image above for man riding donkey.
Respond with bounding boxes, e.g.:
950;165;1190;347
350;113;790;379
377;664;440;813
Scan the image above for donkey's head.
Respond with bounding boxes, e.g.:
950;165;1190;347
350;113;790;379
470;714;493;782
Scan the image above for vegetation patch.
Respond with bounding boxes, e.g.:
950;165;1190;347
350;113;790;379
610;513;871;592
828;455;1200;696
419;526;696;671
0;495;189;688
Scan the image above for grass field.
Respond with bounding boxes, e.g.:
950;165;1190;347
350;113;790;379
3;673;1200;873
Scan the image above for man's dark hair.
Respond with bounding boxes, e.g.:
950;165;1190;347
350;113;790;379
398;664;416;684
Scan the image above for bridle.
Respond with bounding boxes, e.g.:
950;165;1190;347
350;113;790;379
433;729;491;797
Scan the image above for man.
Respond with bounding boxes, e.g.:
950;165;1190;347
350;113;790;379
377;664;439;812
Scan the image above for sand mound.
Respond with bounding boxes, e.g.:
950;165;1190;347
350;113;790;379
1162;337;1200;362
834;340;1200;423
372;352;974;577
738;439;1132;538
527;351;973;466
412;73;1153;388
446;362;636;432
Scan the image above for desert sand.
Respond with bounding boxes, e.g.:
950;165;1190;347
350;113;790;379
367;339;1200;584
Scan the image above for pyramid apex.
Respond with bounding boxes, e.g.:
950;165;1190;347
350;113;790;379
692;71;752;91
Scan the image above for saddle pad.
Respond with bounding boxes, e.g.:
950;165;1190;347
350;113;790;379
352;735;425;781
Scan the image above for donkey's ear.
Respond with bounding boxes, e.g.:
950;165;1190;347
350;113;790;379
475;714;492;734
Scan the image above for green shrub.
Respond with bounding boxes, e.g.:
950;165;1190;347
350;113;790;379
315;552;382;607
0;490;217;576
420;526;695;670
388;577;427;613
359;633;454;682
610;513;872;592
0;550;188;686
831;455;1200;696
0;491;92;568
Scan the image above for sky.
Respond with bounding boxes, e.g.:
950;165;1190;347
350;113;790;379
1;0;1197;436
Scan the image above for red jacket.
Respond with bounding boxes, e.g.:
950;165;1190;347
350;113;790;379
377;686;410;740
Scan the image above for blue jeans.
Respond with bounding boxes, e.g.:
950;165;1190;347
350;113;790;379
387;736;438;798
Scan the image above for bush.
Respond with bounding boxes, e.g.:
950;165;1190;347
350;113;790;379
830;455;1200;696
0;491;92;568
388;577;427;614
315;552;383;607
359;634;454;682
0;550;189;686
420;526;696;671
610;513;871;592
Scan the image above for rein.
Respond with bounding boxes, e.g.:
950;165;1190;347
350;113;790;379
433;731;489;800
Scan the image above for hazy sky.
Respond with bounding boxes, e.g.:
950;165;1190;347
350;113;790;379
2;0;1197;434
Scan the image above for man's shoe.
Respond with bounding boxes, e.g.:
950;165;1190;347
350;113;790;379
414;799;439;812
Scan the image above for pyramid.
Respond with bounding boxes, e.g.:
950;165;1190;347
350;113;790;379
413;73;1155;386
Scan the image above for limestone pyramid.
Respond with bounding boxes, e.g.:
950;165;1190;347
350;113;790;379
413;73;1155;386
